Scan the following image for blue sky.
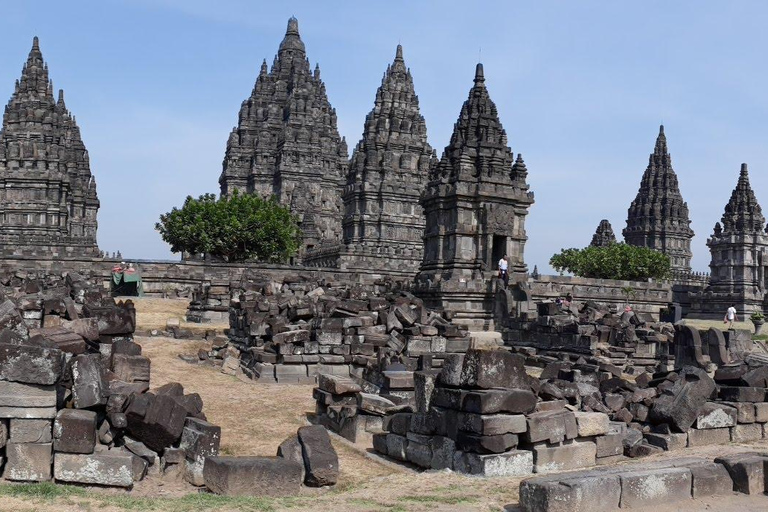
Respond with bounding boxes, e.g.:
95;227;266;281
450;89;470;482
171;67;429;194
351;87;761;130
1;1;768;272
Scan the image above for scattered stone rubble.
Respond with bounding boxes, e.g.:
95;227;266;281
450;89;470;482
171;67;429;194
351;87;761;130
0;271;221;488
221;275;473;384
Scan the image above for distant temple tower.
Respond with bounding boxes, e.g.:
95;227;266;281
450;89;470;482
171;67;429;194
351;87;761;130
0;37;100;257
623;125;694;272
218;18;347;254
700;163;768;314
417;64;534;327
590;219;616;247
332;45;436;273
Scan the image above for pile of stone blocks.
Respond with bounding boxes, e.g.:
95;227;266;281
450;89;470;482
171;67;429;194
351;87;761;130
519;455;756;511
225;274;471;383
204;424;338;497
0;272;222;489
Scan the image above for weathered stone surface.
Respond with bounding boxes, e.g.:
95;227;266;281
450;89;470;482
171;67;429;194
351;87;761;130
718;386;766;402
519;473;622;512
456;431;517;454
573;412;609;437
619;467;692;508
687;427;730;447
695;402;737;429
649;366;716;432
595;433;623;458
297;425;338;487
453;449;533;477
0;338;63;385
525;410;578;444
385;433;407;460
317;374;361;395
203;456;303;497
714;453;768;494
644;432;687;451
731;423;763;443
533;441;596;474
9;420;52;445
414;371;437;413
462;389;537;415
357;393;395;416
126;393;188;452
0;381;56;407
755;402;768;423
460;349;530;390
690;462;735;498
54;452;133;487
180;417;221;486
458;412;527;436
0;406;56;419
5;442;52;481
112;354;150;383
71;353;106;409
430;435;456;470
53;409;97;454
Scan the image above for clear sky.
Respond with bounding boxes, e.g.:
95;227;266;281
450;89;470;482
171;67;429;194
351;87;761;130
1;1;767;272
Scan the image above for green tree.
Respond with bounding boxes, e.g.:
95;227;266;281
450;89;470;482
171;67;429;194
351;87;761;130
155;191;301;262
549;243;671;281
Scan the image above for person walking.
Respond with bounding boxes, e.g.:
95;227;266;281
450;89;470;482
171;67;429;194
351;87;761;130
498;255;509;288
725;304;738;330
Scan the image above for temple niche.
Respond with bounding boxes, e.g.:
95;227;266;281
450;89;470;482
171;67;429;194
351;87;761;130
416;63;534;328
623;126;694;273
0;37;100;258
218;17;348;255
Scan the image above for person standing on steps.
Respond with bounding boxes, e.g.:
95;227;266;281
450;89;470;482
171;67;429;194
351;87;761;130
498;255;509;288
725;304;738;330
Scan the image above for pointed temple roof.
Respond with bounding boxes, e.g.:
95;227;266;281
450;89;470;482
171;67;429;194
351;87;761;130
431;63;528;188
590;219;617;247
719;163;766;234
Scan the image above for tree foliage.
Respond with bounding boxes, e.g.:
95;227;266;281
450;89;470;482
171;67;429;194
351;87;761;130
549;243;671;281
156;191;301;262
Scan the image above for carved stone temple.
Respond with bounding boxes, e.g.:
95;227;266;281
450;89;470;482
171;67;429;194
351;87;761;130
590;219;616;247
218;17;348;254
306;45;436;273
687;163;768;317
623;125;694;272
0;37;100;258
416;63;534;327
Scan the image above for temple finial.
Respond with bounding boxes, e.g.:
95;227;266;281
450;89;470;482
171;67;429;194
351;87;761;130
32;36;39;49
741;162;748;176
286;16;299;36
474;62;484;84
395;44;403;61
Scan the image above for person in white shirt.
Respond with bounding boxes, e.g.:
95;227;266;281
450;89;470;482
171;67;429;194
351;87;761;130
725;304;738;329
498;255;509;288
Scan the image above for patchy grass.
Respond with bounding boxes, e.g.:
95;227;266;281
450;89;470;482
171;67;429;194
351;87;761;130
398;494;478;505
680;318;754;333
126;297;227;335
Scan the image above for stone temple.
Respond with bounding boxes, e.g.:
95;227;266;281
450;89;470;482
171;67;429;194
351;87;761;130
417;63;534;327
623;125;694;272
0;37;100;258
306;45;437;273
218;17;348;255
590;219;616;247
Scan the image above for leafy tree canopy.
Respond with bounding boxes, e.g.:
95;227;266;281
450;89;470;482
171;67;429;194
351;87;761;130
549;243;671;281
155;191;301;263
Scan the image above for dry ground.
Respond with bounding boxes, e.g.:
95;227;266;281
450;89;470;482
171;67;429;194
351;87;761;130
122;296;228;336
3;298;768;511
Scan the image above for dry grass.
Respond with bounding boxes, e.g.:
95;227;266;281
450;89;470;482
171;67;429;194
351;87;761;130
121;296;228;335
681;318;754;333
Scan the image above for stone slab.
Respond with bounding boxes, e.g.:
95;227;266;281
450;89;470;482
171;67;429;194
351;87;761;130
54;452;134;487
203;456;303;497
5;442;52;481
619;467;692;508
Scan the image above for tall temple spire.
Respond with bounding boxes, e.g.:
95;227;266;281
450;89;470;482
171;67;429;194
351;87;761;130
219;18;346;256
721;163;765;233
0;37;100;257
623;125;694;272
335;44;435;273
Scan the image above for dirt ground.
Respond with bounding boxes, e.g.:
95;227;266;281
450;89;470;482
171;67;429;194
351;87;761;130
3;298;768;511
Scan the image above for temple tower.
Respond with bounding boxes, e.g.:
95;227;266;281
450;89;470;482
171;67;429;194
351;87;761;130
0;37;100;257
416;63;534;327
590;219;616;247
218;18;347;253
335;45;436;274
623;125;694;272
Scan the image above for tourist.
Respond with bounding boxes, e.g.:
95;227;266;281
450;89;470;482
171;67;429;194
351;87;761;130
498;255;509;288
725;304;738;329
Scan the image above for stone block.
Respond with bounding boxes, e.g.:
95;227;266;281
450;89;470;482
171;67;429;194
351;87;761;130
317;374;360;395
595;433;623;458
714;453;768;494
731;423;763;443
53;409;97;454
357;393;395;415
453;449;533;476
718;386;766;402
462;389;537;415
5;442;52;481
460;349;530;390
695;402;737;429
619;467;692;508
686;427;730;447
519;473;621;512
573;412;609;437
457;412;527;436
649;366;715;432
112;354;150;383
406;440;432;468
721;401;756;424
690;462;735;498
71;353;107;409
456;431;517;454
430;436;455;470
9;419;51;443
126;393;188;452
385;433;407;461
414;371;437;413
533;441;596;474
755;402;768;423
525;410;578;444
0;338;63;385
179;417;221;486
644;432;687;451
0;381;56;407
54;452;134;487
297;425;338;487
203;456;303;497
0;406;56;419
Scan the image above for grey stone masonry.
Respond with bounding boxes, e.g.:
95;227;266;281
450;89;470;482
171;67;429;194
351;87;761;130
331;45;436;274
589;219;616;247
623;125;694;272
0;37;100;258
218;18;348;255
416;63;534;327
